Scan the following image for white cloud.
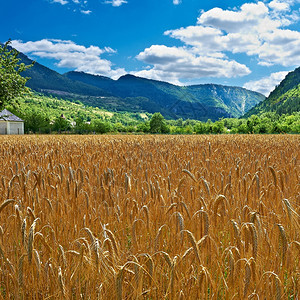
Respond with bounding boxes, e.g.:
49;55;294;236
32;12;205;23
52;0;68;4
164;1;300;65
173;0;181;5
198;2;270;33
268;0;292;11
80;9;92;14
11;39;126;79
195;1;300;66
135;45;250;84
243;71;289;95
104;0;127;7
165;26;224;55
103;47;117;53
135;0;299;84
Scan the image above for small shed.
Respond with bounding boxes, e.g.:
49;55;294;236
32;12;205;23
0;109;24;135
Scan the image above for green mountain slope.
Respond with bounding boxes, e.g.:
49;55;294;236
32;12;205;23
186;84;263;117
244;67;300;117
18;52;110;97
9;93;150;127
65;71;265;120
14;46;265;121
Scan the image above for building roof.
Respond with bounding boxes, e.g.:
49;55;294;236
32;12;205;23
0;109;24;122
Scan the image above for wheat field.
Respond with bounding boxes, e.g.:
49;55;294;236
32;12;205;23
0;135;299;299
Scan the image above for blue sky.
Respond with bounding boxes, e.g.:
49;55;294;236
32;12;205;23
1;0;300;95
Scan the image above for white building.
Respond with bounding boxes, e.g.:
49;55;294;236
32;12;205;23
0;109;24;135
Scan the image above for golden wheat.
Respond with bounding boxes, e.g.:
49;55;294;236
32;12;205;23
0;134;298;298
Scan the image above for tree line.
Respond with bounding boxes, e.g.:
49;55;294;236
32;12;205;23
18;111;300;134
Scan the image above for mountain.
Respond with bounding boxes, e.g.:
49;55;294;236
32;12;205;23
18;52;110;97
15;48;265;121
244;67;300;117
186;84;262;118
65;71;265;120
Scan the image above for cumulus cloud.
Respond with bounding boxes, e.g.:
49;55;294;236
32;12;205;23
136;0;300;84
135;45;250;84
173;0;181;5
11;39;126;79
52;0;68;5
194;1;300;65
104;0;127;7
197;2;270;33
243;71;289;95
80;9;92;14
269;0;290;11
137;0;300;84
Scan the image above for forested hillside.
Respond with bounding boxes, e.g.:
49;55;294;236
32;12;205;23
3;46;265;121
7;93;299;134
65;71;265;120
18;52;110;97
245;67;300;117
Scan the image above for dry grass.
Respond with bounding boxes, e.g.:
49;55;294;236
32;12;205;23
0;134;299;299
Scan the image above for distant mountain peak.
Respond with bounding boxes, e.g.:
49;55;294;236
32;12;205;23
118;74;137;80
65;71;113;81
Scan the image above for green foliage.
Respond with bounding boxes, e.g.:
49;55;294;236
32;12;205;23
92;120;111;134
136;122;150;133
150;113;170;133
194;122;210;134
0;40;33;109
245;67;300;117
64;72;265;121
73;117;91;134
52;116;71;132
4;92;299;135
212;120;225;134
268;67;300;103
7;93;153;133
24;110;50;133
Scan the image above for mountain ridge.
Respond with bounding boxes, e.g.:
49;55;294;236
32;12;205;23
13;48;265;121
17;52;111;97
244;67;300;117
64;71;265;120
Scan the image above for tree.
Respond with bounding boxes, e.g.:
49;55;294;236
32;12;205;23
0;40;34;109
92;120;111;134
246;115;260;133
52;115;71;132
23;110;50;133
149;112;169;133
74;117;91;134
212;120;225;134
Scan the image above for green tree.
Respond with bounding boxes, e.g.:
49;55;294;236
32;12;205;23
92;120;111;134
150;112;169;133
212;120;225;134
0;40;34;109
23;110;50;133
74;117;91;134
237;123;249;134
113;122;126;133
183;125;193;134
246;115;260;133
194;121;211;134
52;115;71;132
136;121;150;133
